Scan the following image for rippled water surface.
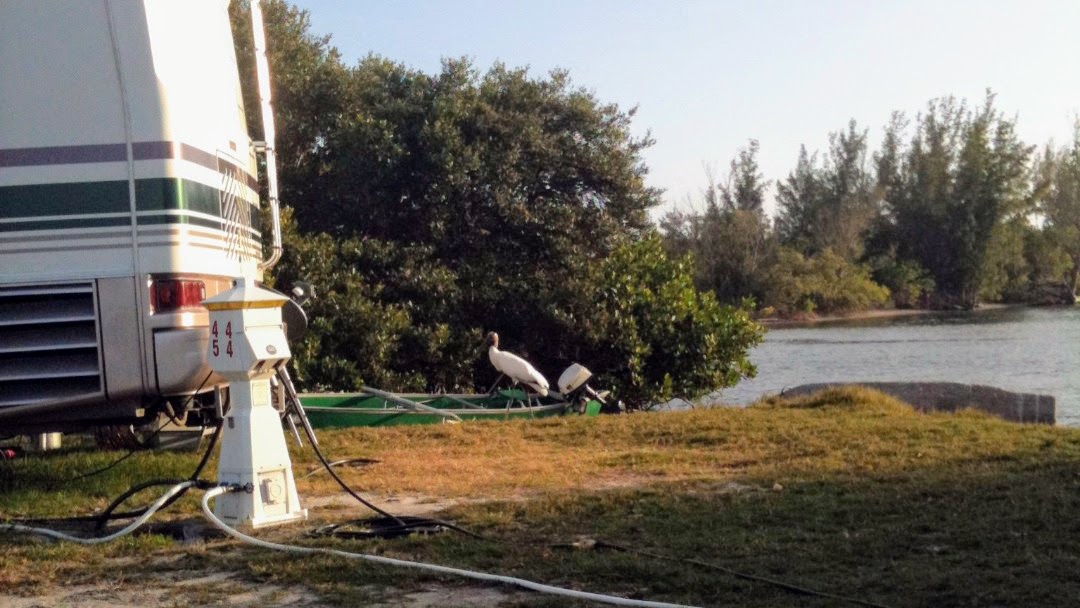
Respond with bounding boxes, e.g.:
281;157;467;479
722;307;1080;426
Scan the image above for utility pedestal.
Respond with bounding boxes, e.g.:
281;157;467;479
203;278;307;529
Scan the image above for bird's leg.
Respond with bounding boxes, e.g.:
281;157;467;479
506;382;517;409
515;383;531;408
487;373;507;396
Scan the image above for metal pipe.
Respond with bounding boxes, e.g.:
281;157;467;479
251;0;283;272
359;386;463;422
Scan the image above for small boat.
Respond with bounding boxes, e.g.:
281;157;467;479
299;387;595;429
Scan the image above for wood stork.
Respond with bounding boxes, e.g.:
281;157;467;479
485;331;549;398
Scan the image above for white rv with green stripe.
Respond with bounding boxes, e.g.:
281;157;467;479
0;0;281;434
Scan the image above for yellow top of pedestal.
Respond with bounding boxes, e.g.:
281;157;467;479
202;278;288;311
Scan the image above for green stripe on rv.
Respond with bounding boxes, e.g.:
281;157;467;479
0;178;260;232
0;178;227;217
135;179;222;216
0;217;130;232
0;181;130;218
137;214;227;231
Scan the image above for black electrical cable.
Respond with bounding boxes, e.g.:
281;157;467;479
292;401;404;525
84;373;221;530
91;478;187;529
310;515;482;540
277;369;483;539
60;446;143;482
295;412;484;539
10;369;476;541
91;420;224;532
271;366;401;524
559;540;893;608
2;362;897;606
6;379;222;530
189;418;224;479
26;416;174;489
23;372;216;489
7;421;223;531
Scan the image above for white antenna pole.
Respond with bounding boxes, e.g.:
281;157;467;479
251;0;282;272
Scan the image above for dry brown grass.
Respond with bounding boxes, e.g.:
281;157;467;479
294;386;1077;501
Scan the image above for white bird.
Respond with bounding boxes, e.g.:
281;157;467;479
485;331;549;397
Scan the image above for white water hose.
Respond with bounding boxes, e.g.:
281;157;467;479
1;482;698;607
1;481;196;544
202;485;699;608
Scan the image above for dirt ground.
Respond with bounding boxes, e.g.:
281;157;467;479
0;578;526;608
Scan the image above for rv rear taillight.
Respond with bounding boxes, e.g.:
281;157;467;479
150;278;206;313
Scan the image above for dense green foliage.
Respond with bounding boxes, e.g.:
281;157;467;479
228;1;1077;400
230;1;762;402
760;248;890;315
662;97;1080;315
867;253;935;309
1037;123;1080;299
776;121;878;262
584;236;762;403
663;137;889;315
877;95;1034;308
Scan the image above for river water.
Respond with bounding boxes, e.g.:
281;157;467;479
721;306;1080;426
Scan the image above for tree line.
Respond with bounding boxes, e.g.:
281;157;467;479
662;98;1080;315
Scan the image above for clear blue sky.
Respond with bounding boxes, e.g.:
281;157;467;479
290;0;1080;219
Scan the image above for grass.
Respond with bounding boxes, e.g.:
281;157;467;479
3;387;1080;606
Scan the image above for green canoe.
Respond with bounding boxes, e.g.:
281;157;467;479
299;388;594;428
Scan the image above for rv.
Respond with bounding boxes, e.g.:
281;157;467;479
0;0;283;439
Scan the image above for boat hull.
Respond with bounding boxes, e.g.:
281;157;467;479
299;391;571;428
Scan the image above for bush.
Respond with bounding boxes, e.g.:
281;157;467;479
871;256;936;309
580;235;764;405
762;247;890;315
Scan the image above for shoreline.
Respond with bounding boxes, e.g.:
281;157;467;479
757;303;1016;327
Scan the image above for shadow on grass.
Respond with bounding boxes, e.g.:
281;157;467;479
239;458;1080;608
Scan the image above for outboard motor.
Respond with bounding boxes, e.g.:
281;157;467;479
557;363;624;414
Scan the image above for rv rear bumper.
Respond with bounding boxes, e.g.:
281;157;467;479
153;326;220;395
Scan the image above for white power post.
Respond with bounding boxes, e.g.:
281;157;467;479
203;278;306;529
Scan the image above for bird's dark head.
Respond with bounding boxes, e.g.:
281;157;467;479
485;331;499;348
